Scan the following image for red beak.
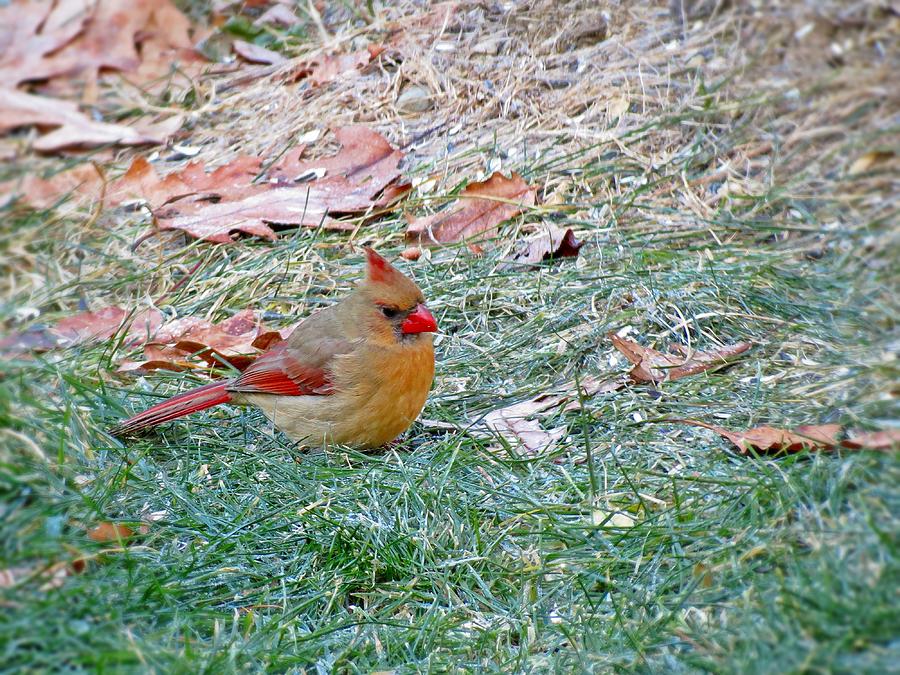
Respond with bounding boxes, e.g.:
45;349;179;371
401;304;438;334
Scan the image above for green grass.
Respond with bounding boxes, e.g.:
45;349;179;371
2;27;899;675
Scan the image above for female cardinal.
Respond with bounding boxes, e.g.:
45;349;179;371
113;248;437;448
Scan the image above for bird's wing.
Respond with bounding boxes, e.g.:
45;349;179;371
229;335;354;397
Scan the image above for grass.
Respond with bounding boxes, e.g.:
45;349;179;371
2;0;899;672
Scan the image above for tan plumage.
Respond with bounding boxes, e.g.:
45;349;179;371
113;248;437;448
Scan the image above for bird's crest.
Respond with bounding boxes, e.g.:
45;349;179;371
362;247;424;308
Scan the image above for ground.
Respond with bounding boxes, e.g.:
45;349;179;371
1;1;898;672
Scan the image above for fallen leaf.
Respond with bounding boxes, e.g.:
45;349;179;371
503;224;583;267
0;327;61;353
607;96;630;119
400;246;422;261
305;48;382;86
0;0;205;90
0;566;30;588
483;396;567;455
117;309;292;373
0;307;163;355
847;151;894;176
406;172;536;246
0;163;104;210
254;4;301;27
156;126;404;243
1;127;407;242
481;375;624;454
87;522;135;543
673;419;898;455
233;39;286;65
0;90;173;152
610;333;752;383
0;0;93;87
842;429;900;450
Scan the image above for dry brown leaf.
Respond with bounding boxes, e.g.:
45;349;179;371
156;126;404;243
842;429;900;450
503;224;584;267
674;419;899;455
305;48;382;86
117;310;292;374
108;154;265;210
1;307;162;355
847;150;894;176
1;127;406;242
0;163;103;210
254;4;301;27
610;333;752;383
483;396;567;455
0;0;204;90
0;90;173;152
87;522;135;543
0;0;93;87
233;39;286;65
406;172;536;246
400;246;422;261
481;375;624;454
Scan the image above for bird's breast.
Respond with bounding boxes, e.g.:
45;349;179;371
329;337;435;447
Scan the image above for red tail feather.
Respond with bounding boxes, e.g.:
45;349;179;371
112;380;233;436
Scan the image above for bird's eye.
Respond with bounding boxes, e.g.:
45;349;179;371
380;306;400;319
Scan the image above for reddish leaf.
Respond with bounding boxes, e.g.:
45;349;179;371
117;344;199;374
1;307;163;355
504;224;584;267
157;126;405;243
0;0;93;87
233;40;286;65
108;154;264;209
117;310;294;374
400;246;422;261
610;334;752;383
0;163;104;210
406;172;536;246
1;127;406;243
254;4;301;27
306;49;379;86
87;522;135;543
0;0;204;89
251;329;288;351
0;90;169;152
842;429;900;450
673;419;889;455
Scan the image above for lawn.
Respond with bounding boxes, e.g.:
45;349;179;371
1;1;898;672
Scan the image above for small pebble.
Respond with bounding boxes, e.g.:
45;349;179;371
396;85;433;114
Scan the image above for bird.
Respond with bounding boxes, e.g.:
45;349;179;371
112;247;437;448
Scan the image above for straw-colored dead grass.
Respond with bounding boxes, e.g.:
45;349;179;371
3;0;895;312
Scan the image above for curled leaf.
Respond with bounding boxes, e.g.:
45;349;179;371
232;40;285;65
0;90;170;152
503;224;583;267
480;375;624;454
117;310;292;374
674;419;899;455
87;522;135;543
1;307;162;355
842;429;900;450
406;172;536;246
610;333;751;383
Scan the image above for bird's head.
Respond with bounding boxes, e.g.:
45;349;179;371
355;247;437;343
